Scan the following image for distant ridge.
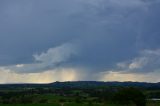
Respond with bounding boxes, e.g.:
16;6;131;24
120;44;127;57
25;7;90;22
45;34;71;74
50;81;160;89
0;81;160;89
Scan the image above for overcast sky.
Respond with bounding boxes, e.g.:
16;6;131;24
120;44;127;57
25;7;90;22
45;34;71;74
0;0;160;83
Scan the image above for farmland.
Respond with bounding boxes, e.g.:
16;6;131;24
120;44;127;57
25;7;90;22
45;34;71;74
0;81;160;106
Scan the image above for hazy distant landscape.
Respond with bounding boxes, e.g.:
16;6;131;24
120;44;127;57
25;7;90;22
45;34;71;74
0;81;159;106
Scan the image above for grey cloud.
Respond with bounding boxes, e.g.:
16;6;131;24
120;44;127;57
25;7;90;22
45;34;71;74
0;0;160;76
4;43;77;73
116;49;160;73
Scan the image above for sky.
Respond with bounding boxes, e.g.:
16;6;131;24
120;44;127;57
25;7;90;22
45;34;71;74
0;0;160;83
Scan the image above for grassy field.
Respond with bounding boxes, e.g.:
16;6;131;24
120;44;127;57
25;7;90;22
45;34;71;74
0;104;121;106
0;93;159;106
0;101;159;106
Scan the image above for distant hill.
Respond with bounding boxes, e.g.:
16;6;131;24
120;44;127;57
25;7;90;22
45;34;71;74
50;81;160;89
0;81;159;89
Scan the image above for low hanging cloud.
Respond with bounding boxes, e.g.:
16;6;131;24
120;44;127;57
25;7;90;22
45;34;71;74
3;43;77;73
95;49;160;82
33;43;77;66
116;49;160;73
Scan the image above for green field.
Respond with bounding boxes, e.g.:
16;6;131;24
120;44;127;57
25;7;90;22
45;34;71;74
0;100;159;106
0;82;160;106
0;102;159;106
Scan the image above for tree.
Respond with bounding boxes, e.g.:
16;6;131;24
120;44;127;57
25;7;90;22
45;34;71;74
113;87;146;106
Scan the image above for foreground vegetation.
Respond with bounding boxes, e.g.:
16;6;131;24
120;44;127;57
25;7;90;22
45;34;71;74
0;81;159;106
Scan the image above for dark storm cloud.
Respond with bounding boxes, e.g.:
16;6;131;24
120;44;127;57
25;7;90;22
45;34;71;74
0;0;82;65
0;0;160;74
